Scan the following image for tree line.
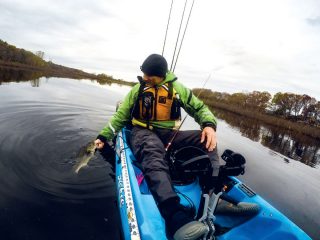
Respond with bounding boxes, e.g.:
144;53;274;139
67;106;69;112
213;108;319;167
193;89;320;127
0;39;47;67
0;39;135;86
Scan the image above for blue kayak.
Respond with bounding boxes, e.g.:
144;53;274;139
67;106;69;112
115;128;311;240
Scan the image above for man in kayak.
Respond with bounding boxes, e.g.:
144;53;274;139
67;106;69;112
95;54;219;240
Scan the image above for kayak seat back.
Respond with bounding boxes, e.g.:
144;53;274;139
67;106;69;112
168;146;212;185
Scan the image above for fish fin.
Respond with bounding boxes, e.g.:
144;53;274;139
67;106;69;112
74;163;87;174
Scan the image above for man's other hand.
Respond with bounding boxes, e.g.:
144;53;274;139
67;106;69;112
95;139;105;150
201;127;217;151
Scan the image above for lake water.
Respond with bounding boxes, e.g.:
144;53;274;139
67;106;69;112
0;76;319;239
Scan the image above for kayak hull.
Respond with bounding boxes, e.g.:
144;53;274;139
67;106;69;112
115;128;311;240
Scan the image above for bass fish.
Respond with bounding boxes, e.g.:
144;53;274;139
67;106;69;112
74;141;97;174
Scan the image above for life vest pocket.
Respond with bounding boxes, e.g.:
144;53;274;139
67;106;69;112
170;98;181;120
141;92;154;119
158;96;166;104
157;97;173;120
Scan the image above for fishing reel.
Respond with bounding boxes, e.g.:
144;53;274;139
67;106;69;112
168;146;213;185
219;149;246;177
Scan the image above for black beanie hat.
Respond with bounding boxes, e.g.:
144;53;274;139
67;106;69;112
140;54;168;78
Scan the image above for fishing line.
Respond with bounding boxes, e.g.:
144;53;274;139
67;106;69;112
172;0;195;72
170;0;189;71
165;72;212;152
162;0;174;56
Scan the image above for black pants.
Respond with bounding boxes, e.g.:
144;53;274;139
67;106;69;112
130;126;220;204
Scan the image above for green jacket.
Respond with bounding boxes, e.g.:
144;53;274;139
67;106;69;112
98;72;217;141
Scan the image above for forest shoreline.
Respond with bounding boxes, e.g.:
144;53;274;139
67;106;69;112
207;101;320;140
0;60;136;86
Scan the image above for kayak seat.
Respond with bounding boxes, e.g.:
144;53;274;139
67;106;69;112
168;146;212;185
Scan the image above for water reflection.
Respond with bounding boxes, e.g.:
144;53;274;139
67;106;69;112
0;74;318;239
0;67;44;86
0;77;124;240
0;67;133;87
213;108;320;168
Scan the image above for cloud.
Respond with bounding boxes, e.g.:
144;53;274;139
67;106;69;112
1;0;320;99
306;17;320;26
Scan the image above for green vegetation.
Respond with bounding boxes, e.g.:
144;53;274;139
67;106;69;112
212;108;320;168
0;39;135;86
193;89;320;140
2;39;319;139
0;40;47;67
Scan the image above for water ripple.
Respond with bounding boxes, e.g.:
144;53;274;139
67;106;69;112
0;98;117;201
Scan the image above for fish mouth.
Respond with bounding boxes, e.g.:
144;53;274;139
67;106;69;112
86;148;96;154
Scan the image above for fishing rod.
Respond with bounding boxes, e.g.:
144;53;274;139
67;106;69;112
170;0;188;72
172;0;195;72
165;73;212;152
162;0;173;56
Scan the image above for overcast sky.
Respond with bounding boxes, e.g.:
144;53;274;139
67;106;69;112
1;0;319;99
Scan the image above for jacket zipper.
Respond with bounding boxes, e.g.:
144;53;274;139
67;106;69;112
154;86;158;120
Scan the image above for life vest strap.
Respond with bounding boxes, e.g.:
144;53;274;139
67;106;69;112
132;118;153;130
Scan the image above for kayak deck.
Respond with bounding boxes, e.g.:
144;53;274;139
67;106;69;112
115;128;311;240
